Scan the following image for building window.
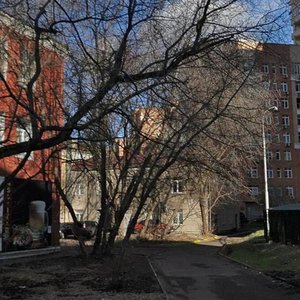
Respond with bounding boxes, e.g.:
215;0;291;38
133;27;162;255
275;150;280;160
279;65;287;76
249;186;259;196
282;115;290;128
0;39;8;80
18;46;35;87
267;168;274;178
286;186;294;198
249;167;258;178
75;210;83;221
265;116;272;125
284;168;293;178
280;82;288;93
266;150;272;160
75;183;84;195
0;114;5;142
272;64;276;74
266;132;272;143
16;121;33;159
294;63;300;76
171;179;184;194
283;133;291;145
262;64;269;74
273;115;279;125
262;81;270;90
282;99;289;109
273;134;280;143
173;209;183;225
274;186;282;197
296;82;300;92
284;150;292;161
276;168;281;178
16;121;32;143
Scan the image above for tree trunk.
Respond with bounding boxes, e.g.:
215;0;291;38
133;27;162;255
92;142;108;255
200;198;209;235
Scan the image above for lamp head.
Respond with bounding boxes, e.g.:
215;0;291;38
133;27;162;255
268;106;278;112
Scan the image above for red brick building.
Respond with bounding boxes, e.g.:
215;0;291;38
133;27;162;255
242;43;300;221
0;13;64;252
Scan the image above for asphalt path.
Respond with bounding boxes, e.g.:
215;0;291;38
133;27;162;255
148;240;300;300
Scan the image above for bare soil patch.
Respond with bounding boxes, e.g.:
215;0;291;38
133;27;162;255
0;240;164;299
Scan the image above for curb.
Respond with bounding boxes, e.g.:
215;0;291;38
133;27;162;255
0;247;61;264
218;244;298;289
147;256;169;300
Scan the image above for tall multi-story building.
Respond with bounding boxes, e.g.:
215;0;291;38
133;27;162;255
0;12;64;253
242;42;300;221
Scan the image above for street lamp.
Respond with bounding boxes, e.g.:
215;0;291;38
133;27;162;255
262;105;278;242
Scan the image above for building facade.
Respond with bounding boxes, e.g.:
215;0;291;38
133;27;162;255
0;13;64;252
242;42;300;221
291;0;300;45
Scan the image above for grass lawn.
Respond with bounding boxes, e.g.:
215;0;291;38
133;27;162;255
223;229;300;272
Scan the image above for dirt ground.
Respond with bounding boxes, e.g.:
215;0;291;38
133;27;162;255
0;240;165;300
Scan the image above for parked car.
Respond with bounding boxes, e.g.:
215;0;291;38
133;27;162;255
59;222;73;239
60;221;97;239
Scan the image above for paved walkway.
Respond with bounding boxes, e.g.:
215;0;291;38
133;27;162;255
148;240;300;300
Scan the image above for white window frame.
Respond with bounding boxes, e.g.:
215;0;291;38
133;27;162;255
282;99;289;109
266;133;272;143
284;168;293;178
16;121;33;159
171;179;184;194
0;39;8;80
18;46;36;88
262;64;269;74
249;167;258;178
266;150;272;160
272;64;276;74
267;168;274;178
262;81;270;90
275;150;280;160
173;209;184;225
16;123;32;143
75;183;84;196
284;151;292;161
286;187;294;198
280;82;288;93
282;115;290;128
279;65;287;76
276;168;282;178
249;186;259;196
0;114;5;142
283;133;291;145
75;210;83;221
294;64;300;76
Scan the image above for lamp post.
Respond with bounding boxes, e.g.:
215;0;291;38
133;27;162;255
262;106;278;242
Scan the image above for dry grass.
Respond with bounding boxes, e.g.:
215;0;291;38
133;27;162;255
222;229;300;287
0;240;164;300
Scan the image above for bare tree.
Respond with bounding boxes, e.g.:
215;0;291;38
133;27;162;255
0;1;290;258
